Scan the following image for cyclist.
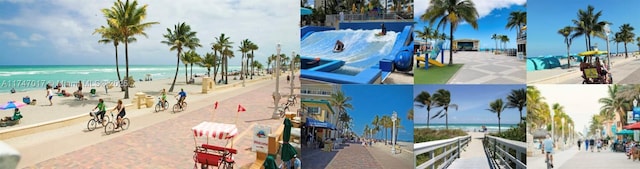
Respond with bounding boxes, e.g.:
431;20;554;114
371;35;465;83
176;88;187;108
161;88;167;110
110;99;126;129
543;134;555;168
92;99;107;123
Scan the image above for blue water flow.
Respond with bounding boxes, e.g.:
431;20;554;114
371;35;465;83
300;29;397;71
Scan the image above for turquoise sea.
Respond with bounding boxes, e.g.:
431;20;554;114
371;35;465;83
415;123;518;133
0;65;241;93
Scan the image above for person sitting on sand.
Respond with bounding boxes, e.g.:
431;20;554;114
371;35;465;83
2;108;22;122
53;82;62;93
334;40;344;52
60;90;72;97
73;90;85;100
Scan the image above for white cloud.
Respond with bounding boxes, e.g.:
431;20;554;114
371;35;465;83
29;33;44;41
0;0;300;64
2;31;18;40
415;0;526;20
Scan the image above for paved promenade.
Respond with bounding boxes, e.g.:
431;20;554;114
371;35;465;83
302;142;413;169
447;132;490;169
7;77;298;168
528;144;640;169
528;56;640;84
446;51;526;84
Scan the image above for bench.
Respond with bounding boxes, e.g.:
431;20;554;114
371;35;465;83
194;151;223;166
201;144;238;154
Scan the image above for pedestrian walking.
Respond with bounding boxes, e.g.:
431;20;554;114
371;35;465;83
578;139;582;151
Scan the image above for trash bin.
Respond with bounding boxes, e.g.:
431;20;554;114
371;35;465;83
145;96;154;108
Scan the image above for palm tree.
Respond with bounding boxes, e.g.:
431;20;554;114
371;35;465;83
252;60;263;75
526;86;547;130
198;52;217;77
415;26;434;42
618;24;635;58
414;91;433;127
382;115;392;145
181;50;200;83
491;34;499;53
101;0;159;98
636;37;640;56
180;53;190;83
211;43;223;82
599;84;630;127
431;89;458;130
248;41;259;79
500;35;509;52
329;90;353;135
223;48;235;81
364;125;370;139
614;32;623;56
188;51;201;81
238;39;250;80
421;0;479;65
506;11;527;44
93;24;130;88
393;118;403;145
558;26;574;68
572;5;608;51
487;98;506;134
161;22;201;92
372;115;380;140
214;33;233;84
267;54;274;74
506;88;526;124
407;109;414;121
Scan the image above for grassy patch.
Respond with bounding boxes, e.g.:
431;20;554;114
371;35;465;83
414;128;468;166
414;64;463;84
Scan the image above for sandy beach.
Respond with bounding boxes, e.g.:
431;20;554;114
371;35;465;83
0;72;281;132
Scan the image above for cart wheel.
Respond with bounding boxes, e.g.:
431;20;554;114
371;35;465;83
121;118;130;130
87;119;96;131
155;104;161;112
105;122;114;135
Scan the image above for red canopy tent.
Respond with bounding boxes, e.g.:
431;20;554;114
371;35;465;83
623;122;640;130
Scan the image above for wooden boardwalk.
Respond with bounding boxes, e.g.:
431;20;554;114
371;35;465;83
447;132;491;169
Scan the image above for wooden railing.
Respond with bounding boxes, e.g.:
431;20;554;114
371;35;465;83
414;135;471;169
483;135;527;169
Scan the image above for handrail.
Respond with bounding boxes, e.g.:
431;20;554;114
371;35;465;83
327;13;411;22
483;135;527;169
414;135;471;169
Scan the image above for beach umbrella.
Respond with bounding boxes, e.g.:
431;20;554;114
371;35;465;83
280;118;298;162
578;50;607;56
264;154;278;169
623;122;640;130
532;128;549;139
301;7;312;16
0;101;26;110
616;129;634;135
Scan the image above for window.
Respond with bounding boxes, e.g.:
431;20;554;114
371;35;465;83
307;107;320;115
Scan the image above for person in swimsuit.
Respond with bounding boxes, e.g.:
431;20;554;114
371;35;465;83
111;99;126;129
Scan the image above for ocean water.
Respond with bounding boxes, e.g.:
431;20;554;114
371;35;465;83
415;123;518;133
0;65;241;93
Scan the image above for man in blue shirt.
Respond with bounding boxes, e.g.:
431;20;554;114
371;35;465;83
176;88;187;108
544;134;555;168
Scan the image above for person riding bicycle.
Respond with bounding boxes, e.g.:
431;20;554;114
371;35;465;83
161;88;167;110
543;134;555;168
92;99;107;123
110;99;126;129
176;88;187;108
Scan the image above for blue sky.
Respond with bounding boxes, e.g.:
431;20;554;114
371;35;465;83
413;85;525;125
0;0;299;65
414;0;526;49
528;0;640;57
341;85;413;142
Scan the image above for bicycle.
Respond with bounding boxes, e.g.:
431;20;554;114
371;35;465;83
277;103;291;118
104;111;130;135
87;111;110;131
155;97;169;112
173;97;188;113
287;94;297;106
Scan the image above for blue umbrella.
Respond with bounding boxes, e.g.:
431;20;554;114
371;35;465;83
301;7;312;16
0;101;26;110
616;129;634;135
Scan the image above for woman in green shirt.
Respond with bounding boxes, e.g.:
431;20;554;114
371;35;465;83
93;99;106;123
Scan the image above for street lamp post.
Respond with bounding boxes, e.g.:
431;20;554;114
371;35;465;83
272;43;282;119
391;111;397;154
562;117;565;149
290;51;295;97
604;24;611;69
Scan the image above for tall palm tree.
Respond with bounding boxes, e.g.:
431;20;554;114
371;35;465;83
572;5;608;51
407;109;414;121
248;41;259;79
393;118;403;145
214;33;233;84
266;54;274;74
198;52;217;78
181;50;200;83
415;26;434;42
614;32;623;56
382;115;392;145
223;48;235;81
238;39;250;80
364;125;370;139
421;0;479;65
94;24;130;88
636;37;640;56
506;88;526;124
101;0;159;98
372;115;380;140
188;51;201;81
491;34;499;53
252;60;263;74
618;24;635;58
599;84;630;127
558;26;574;67
161;22;201;92
180;53;190;83
211;43;223;82
329;90;353;135
500;35;509;52
506;11;526;43
487;98;506;134
414;91;433;127
526;86;547;130
431;89;458;129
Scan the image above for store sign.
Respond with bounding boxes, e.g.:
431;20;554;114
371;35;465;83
252;125;271;153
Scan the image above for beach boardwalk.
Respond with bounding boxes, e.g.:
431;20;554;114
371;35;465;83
528;144;640;169
446;132;491;169
302;142;413;169
20;78;297;168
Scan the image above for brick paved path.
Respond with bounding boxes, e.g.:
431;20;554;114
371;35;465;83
26;78;298;168
302;143;384;169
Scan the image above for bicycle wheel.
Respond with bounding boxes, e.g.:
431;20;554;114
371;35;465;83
87;119;96;131
104;122;115;135
155;103;161;112
164;101;169;110
101;116;110;127
121;118;130;130
173;104;180;113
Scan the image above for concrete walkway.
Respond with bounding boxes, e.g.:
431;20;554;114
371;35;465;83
527;56;640;84
445;51;526;84
447;132;491;169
